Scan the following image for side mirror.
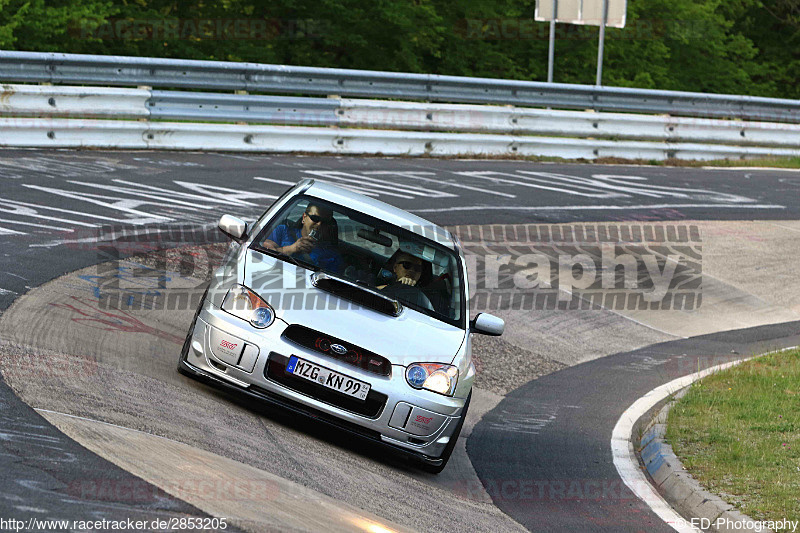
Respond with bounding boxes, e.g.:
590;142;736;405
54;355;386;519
470;313;505;336
218;214;247;242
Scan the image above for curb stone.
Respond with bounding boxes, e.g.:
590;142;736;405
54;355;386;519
637;388;773;533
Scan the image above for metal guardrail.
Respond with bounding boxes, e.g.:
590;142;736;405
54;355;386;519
5;117;800;161
2;50;800;123
149;91;338;125
3;85;799;148
0;84;148;119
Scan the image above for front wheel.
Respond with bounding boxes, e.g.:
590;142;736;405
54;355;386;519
420;391;471;474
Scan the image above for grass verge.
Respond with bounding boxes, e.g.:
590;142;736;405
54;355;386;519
589;156;800;168
666;349;800;522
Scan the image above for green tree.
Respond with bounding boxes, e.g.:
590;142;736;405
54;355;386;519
732;0;800;98
0;0;118;52
2;0;797;98
0;0;31;48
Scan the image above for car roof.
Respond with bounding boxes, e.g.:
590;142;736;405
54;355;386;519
303;180;455;249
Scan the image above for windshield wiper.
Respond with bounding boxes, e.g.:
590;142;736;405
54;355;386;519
254;246;320;272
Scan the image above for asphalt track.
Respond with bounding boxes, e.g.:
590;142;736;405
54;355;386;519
469;322;800;532
1;149;799;531
2;150;799;309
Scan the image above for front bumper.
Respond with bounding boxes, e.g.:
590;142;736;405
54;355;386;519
178;299;470;464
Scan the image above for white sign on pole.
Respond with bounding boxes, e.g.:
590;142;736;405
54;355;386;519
535;0;627;28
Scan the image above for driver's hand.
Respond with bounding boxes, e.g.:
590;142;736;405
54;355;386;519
397;276;417;286
292;236;316;254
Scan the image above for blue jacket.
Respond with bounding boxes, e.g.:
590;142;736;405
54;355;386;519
267;224;342;273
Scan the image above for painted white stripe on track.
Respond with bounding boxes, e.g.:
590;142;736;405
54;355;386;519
0;226;27;236
611;345;798;532
258;173;433;200
27;223;217;248
253;177;297;186
0;198;133;223
700;166;800;172
413;204;785;213
308;179;383;198
456;170;622;198
0;206;100;228
366;170;517;198
0;218;74;231
21;184;174;224
342;171;458;198
68;180;218;209
300;170;421;199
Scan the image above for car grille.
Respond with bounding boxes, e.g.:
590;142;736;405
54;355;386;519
265;352;388;418
281;324;392;377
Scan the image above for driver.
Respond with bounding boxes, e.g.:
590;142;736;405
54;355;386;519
377;252;423;290
262;203;342;273
376;251;434;311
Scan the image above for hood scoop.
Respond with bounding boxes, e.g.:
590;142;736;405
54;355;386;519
311;272;402;317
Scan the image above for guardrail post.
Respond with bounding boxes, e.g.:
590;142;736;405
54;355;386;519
596;0;609;86
547;0;557;83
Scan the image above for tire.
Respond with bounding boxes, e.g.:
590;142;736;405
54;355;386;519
420;391;471;474
177;287;208;374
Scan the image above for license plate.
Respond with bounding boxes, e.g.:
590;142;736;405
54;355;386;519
286;356;371;401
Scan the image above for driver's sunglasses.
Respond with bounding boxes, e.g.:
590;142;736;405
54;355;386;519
397;260;422;272
305;212;332;224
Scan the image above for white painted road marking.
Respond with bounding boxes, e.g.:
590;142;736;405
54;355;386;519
365;170;517;198
22;184;173;225
300;170;418;199
0;198;132;223
301;170;459;199
253;176;298;186
611;345;797;533
456;171;763;203
0;164;790;246
0;218;75;231
0;201;100;228
0;226;27;236
413;203;785;213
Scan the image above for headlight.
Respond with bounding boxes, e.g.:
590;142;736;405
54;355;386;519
405;363;459;396
222;285;275;328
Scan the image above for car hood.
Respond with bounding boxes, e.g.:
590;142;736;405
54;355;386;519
243;251;465;365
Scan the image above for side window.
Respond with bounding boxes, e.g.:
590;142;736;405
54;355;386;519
258;200;307;247
284;200;308;227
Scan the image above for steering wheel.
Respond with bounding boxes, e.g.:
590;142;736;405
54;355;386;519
381;281;435;311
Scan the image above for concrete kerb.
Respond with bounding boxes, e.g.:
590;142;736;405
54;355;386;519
636;390;739;530
629;349;798;533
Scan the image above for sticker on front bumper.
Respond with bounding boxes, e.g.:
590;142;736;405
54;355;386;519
287;356;371;401
209;326;245;365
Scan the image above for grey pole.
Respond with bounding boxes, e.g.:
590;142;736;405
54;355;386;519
547;0;557;83
596;0;609;86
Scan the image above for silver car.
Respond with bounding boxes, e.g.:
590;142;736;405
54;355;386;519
178;179;504;473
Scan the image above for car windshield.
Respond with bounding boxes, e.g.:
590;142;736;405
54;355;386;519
251;195;464;328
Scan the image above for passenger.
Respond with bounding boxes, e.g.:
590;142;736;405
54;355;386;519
262;203;342;273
